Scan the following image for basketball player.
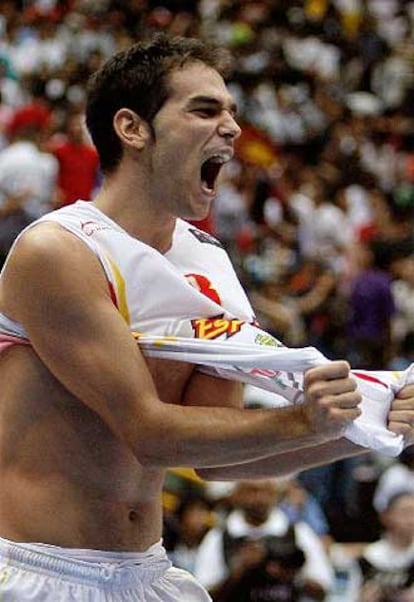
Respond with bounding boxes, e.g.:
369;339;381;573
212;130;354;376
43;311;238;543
0;34;412;601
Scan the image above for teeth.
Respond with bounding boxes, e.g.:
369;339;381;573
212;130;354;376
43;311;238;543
208;151;233;163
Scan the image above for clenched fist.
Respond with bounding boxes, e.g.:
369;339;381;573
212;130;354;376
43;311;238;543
302;361;362;443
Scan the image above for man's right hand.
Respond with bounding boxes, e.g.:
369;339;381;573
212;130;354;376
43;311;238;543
303;361;362;442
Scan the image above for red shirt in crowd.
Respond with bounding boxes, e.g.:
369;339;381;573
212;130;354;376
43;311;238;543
52;139;99;207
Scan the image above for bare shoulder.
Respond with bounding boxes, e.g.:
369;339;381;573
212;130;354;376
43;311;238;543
1;222;109;324
3;222;100;280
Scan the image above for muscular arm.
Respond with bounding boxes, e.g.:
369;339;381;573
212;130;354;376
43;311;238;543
183;371;367;479
196;437;367;480
188;375;414;481
2;224;361;470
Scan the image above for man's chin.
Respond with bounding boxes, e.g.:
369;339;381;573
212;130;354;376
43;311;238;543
187;213;210;222
183;204;212;223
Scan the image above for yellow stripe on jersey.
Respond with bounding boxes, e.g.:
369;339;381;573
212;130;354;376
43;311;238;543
106;254;130;324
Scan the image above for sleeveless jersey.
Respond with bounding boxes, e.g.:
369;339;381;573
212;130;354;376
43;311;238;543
0;200;410;456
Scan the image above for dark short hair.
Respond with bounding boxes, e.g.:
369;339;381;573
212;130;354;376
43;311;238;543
86;33;233;174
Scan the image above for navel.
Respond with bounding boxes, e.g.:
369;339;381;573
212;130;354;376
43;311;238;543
128;509;138;522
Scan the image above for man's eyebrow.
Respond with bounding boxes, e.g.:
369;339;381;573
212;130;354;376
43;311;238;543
188;95;238;115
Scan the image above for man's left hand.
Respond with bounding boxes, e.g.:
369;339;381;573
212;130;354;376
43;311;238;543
389;384;414;447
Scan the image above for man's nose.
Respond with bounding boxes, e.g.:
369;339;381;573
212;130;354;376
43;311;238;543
218;112;241;140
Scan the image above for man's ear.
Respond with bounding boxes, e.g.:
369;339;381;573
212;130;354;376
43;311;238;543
113;108;151;150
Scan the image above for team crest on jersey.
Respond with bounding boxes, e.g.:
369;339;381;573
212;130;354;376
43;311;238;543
185;273;221;305
81;220;111;236
188;228;223;248
192;315;245;340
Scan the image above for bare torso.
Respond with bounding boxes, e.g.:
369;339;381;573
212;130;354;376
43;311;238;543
0;342;193;551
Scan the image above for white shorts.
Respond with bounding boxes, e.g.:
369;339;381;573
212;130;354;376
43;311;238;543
0;536;211;601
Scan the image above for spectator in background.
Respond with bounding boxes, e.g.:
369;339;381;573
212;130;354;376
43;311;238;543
346;238;395;369
390;254;414;352
194;479;333;601
283;256;341;358
0;107;57;266
49;109;100;207
0;90;13;151
212;535;308;602
6;76;54;142
164;493;215;575
388;331;414;372
211;159;258;260
301;178;354;277
298;455;365;545
250;277;307;346
373;448;414;516
0;57;24;113
356;491;414;602
278;476;332;549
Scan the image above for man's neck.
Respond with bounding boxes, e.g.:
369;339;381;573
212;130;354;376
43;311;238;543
93;177;176;254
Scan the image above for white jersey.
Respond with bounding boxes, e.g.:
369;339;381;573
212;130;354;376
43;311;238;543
0;200;410;456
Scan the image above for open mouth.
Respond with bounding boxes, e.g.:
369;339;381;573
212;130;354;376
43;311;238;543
200;157;225;193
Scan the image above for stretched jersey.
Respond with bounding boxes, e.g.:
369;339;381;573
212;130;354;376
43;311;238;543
0;201;410;456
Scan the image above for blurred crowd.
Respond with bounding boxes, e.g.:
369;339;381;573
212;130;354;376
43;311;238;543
0;0;413;600
162;459;414;602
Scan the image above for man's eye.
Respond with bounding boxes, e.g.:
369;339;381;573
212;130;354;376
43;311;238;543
193;108;216;118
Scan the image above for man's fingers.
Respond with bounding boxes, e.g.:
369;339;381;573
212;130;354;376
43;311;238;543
328;392;363;410
331;406;362;422
307;378;360;398
389;419;413;437
396;384;414;399
388;409;414;446
304;361;351;385
388;410;414;428
391;385;414;445
391;397;414;411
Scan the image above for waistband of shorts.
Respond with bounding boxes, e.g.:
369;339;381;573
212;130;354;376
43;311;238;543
0;536;172;588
